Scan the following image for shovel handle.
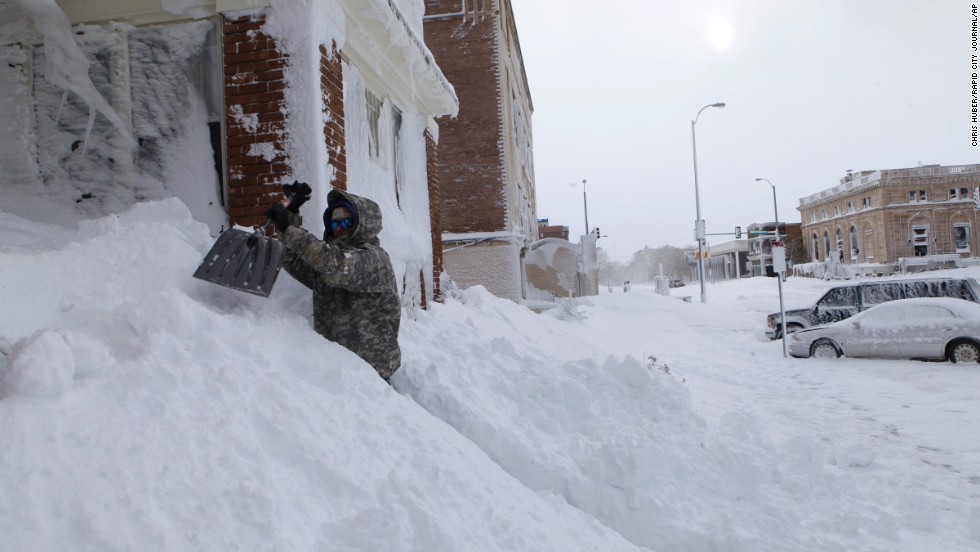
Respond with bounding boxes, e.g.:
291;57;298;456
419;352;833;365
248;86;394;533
255;191;299;234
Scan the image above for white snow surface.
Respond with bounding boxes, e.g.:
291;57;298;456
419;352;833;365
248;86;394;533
2;200;980;551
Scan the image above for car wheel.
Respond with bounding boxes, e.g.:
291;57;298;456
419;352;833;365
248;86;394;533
948;340;980;363
811;339;842;359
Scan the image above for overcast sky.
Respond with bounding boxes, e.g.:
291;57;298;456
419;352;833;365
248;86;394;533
513;0;977;262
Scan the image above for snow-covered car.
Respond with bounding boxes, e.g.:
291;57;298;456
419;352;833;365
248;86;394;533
669;279;686;288
766;276;980;339
787;297;980;361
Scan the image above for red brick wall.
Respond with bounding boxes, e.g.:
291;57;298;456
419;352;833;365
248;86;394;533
426;129;442;303
423;1;506;233
223;13;288;228
319;42;347;191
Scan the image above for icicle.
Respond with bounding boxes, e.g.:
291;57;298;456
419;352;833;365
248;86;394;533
79;100;95;156
54;88;68;126
15;0;137;151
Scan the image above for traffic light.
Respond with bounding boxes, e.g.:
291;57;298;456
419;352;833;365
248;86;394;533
735;226;742;239
594;227;600;238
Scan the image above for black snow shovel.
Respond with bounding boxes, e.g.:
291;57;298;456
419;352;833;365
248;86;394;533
193;193;298;297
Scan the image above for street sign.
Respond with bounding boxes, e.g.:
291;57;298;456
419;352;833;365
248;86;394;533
772;244;787;273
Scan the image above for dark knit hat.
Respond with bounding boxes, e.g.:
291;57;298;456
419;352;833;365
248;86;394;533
324;199;358;231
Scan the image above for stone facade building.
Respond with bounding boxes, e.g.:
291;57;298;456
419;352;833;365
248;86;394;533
423;0;537;303
798;165;980;266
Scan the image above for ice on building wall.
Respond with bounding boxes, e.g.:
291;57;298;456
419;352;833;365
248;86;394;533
0;46;40;193
262;0;346;220
15;0;134;152
262;0;446;306
6;0;445;305
2;1;226;230
128;21;228;233
342;61;435;309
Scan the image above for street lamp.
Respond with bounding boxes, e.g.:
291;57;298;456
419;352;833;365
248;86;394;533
755;177;787;357
569;179;589;236
691;102;725;304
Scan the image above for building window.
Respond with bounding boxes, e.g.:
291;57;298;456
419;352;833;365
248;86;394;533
950;188;959;200
365;88;382;159
833;206;840;216
862;197;871;209
847;201;854;213
962;187;970;199
392;106;403;206
954;223;971;252
823;231;831;261
821;209;827;220
919;190;927;201
849;226;859;259
912;225;929;256
909;191;916;202
812;233;820;261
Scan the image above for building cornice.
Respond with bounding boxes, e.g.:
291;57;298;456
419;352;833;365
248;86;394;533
798;164;980;211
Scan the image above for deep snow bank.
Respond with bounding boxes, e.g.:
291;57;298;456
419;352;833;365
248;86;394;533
0;200;642;551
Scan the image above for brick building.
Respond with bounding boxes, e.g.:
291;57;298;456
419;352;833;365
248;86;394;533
798;164;980;266
1;0;458;307
423;0;537;303
537;218;569;241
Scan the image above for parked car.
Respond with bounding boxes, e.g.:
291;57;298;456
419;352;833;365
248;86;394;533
669;279;686;288
787;297;980;362
766;276;980;339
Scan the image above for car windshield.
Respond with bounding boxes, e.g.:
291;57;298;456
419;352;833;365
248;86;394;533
818;286;857;307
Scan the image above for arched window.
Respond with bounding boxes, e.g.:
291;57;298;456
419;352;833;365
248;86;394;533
812;234;820;261
823;231;831;261
849;226;859;259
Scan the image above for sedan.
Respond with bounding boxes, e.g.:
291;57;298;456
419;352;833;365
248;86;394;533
787;297;980;362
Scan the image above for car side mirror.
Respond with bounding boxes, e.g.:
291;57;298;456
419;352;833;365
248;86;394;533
813;305;820;315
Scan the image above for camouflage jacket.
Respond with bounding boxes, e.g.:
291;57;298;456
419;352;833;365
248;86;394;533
280;189;401;380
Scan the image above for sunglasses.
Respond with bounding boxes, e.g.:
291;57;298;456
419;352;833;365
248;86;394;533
330;217;355;232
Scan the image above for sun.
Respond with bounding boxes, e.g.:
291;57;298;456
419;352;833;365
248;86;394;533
708;21;735;50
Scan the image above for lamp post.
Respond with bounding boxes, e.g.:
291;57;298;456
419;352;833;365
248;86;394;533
581;179;589;235
569;179;589;236
756;177;788;357
691;102;725;304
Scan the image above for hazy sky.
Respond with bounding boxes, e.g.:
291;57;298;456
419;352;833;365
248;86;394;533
513;0;977;262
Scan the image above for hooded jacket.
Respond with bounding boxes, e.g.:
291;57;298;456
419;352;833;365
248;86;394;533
280;189;401;380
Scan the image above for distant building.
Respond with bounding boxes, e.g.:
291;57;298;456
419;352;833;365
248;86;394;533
537;219;569;241
746;222;804;276
706;239;751;280
798;165;980;266
424;0;536;303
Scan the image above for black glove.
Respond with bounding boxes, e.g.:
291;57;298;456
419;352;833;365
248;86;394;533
283;181;312;213
266;203;291;233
